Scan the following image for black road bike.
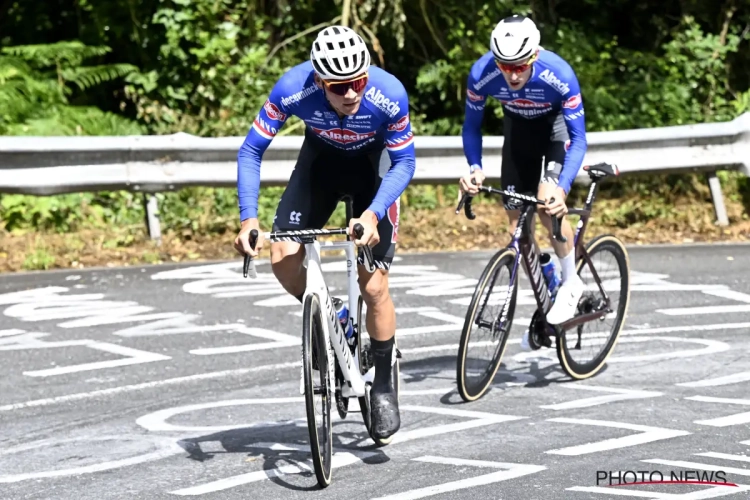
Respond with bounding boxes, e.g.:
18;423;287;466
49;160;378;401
454;162;631;402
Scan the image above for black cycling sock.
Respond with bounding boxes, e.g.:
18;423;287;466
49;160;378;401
370;336;394;394
295;293;304;304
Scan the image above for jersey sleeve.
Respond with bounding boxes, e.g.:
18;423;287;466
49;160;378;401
461;64;489;170
237;79;292;221
367;83;416;221
557;71;588;194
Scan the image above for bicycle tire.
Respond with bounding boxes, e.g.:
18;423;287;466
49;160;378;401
556;234;631;379
302;293;333;487
357;295;400;447
457;248;518;402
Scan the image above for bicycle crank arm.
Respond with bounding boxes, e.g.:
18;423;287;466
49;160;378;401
558;308;609;330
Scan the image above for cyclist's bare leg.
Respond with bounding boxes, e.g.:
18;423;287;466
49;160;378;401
505;208;520;237
537;182;584;324
270;241;306;301
536;183;575;276
358;263;400;439
357;266;395;342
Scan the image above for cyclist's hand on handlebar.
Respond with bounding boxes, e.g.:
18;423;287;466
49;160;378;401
234;218;264;257
544;185;569;217
459;168;485;196
349;210;379;248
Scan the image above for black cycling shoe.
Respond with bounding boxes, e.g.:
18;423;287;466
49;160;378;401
370;391;400;441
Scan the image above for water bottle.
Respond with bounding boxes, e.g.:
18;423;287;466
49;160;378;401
540;253;561;298
332;297;354;339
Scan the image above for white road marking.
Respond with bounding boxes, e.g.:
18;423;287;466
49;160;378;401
545;418;690;456
696;452;750;463
657;305;750;316
370;456;546;500
644;459;750;477
540;385;663;410
620;322;750;335
188;326;298;355
23;342;171;377
0;436;183;483
0;332;170;377
677;371;750;388
0;362;299;412
136;397;305;432
687;396;750;427
0;329;25;337
609;336;730;362
703;289;750;303
168;442;376;496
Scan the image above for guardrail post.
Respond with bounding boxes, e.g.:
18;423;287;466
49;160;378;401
706;171;729;226
143;193;162;243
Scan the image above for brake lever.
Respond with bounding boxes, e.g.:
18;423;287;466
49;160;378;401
353;223;376;273
548;198;567;243
242;229;259;278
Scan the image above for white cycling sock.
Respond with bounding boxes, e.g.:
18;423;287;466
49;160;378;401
560;250;576;283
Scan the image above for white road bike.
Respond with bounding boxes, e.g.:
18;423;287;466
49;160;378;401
242;219;400;488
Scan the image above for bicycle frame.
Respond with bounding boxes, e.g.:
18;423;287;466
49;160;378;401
478;173;614;334
302;238;373;400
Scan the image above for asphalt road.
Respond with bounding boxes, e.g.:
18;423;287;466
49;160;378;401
1;243;750;499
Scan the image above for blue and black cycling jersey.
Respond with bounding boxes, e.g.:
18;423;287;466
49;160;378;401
462;49;587;194
237;61;416;222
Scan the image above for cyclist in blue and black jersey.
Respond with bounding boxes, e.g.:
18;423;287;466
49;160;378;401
234;26;414;440
458;15;588;347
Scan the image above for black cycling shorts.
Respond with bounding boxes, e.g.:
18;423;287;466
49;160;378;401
500;111;570;210
272;129;399;270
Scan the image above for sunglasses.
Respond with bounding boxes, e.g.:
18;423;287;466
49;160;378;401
321;73;369;96
495;51;538;74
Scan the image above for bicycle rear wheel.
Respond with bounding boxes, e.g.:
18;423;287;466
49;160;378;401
302;293;333;487
357;296;400;446
457;248;518;402
556;234;631;379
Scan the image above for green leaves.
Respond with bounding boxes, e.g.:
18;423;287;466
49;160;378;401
0;40;141;136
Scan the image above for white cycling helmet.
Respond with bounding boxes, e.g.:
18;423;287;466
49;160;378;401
310;25;371;81
490;15;541;64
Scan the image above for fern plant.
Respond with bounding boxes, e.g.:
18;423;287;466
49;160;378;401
0;40;142;136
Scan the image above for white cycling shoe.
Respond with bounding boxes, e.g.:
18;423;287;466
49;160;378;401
546;275;585;325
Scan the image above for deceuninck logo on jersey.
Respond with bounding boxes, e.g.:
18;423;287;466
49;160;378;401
263;100;287;121
311;127;376;145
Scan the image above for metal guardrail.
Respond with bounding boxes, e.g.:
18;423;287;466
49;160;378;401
1;112;748;239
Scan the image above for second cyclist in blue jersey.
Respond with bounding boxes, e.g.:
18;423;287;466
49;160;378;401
459;15;588;344
234;26;415;440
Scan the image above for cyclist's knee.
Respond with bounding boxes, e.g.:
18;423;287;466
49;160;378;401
271;242;304;278
359;269;391;308
505;209;520;233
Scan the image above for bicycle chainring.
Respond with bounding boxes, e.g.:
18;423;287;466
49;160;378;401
334;362;348;419
528;310;554;350
335;388;349;419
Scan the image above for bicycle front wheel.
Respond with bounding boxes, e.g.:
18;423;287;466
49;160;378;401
557;234;631;379
302;293;333;487
457;248;518;402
